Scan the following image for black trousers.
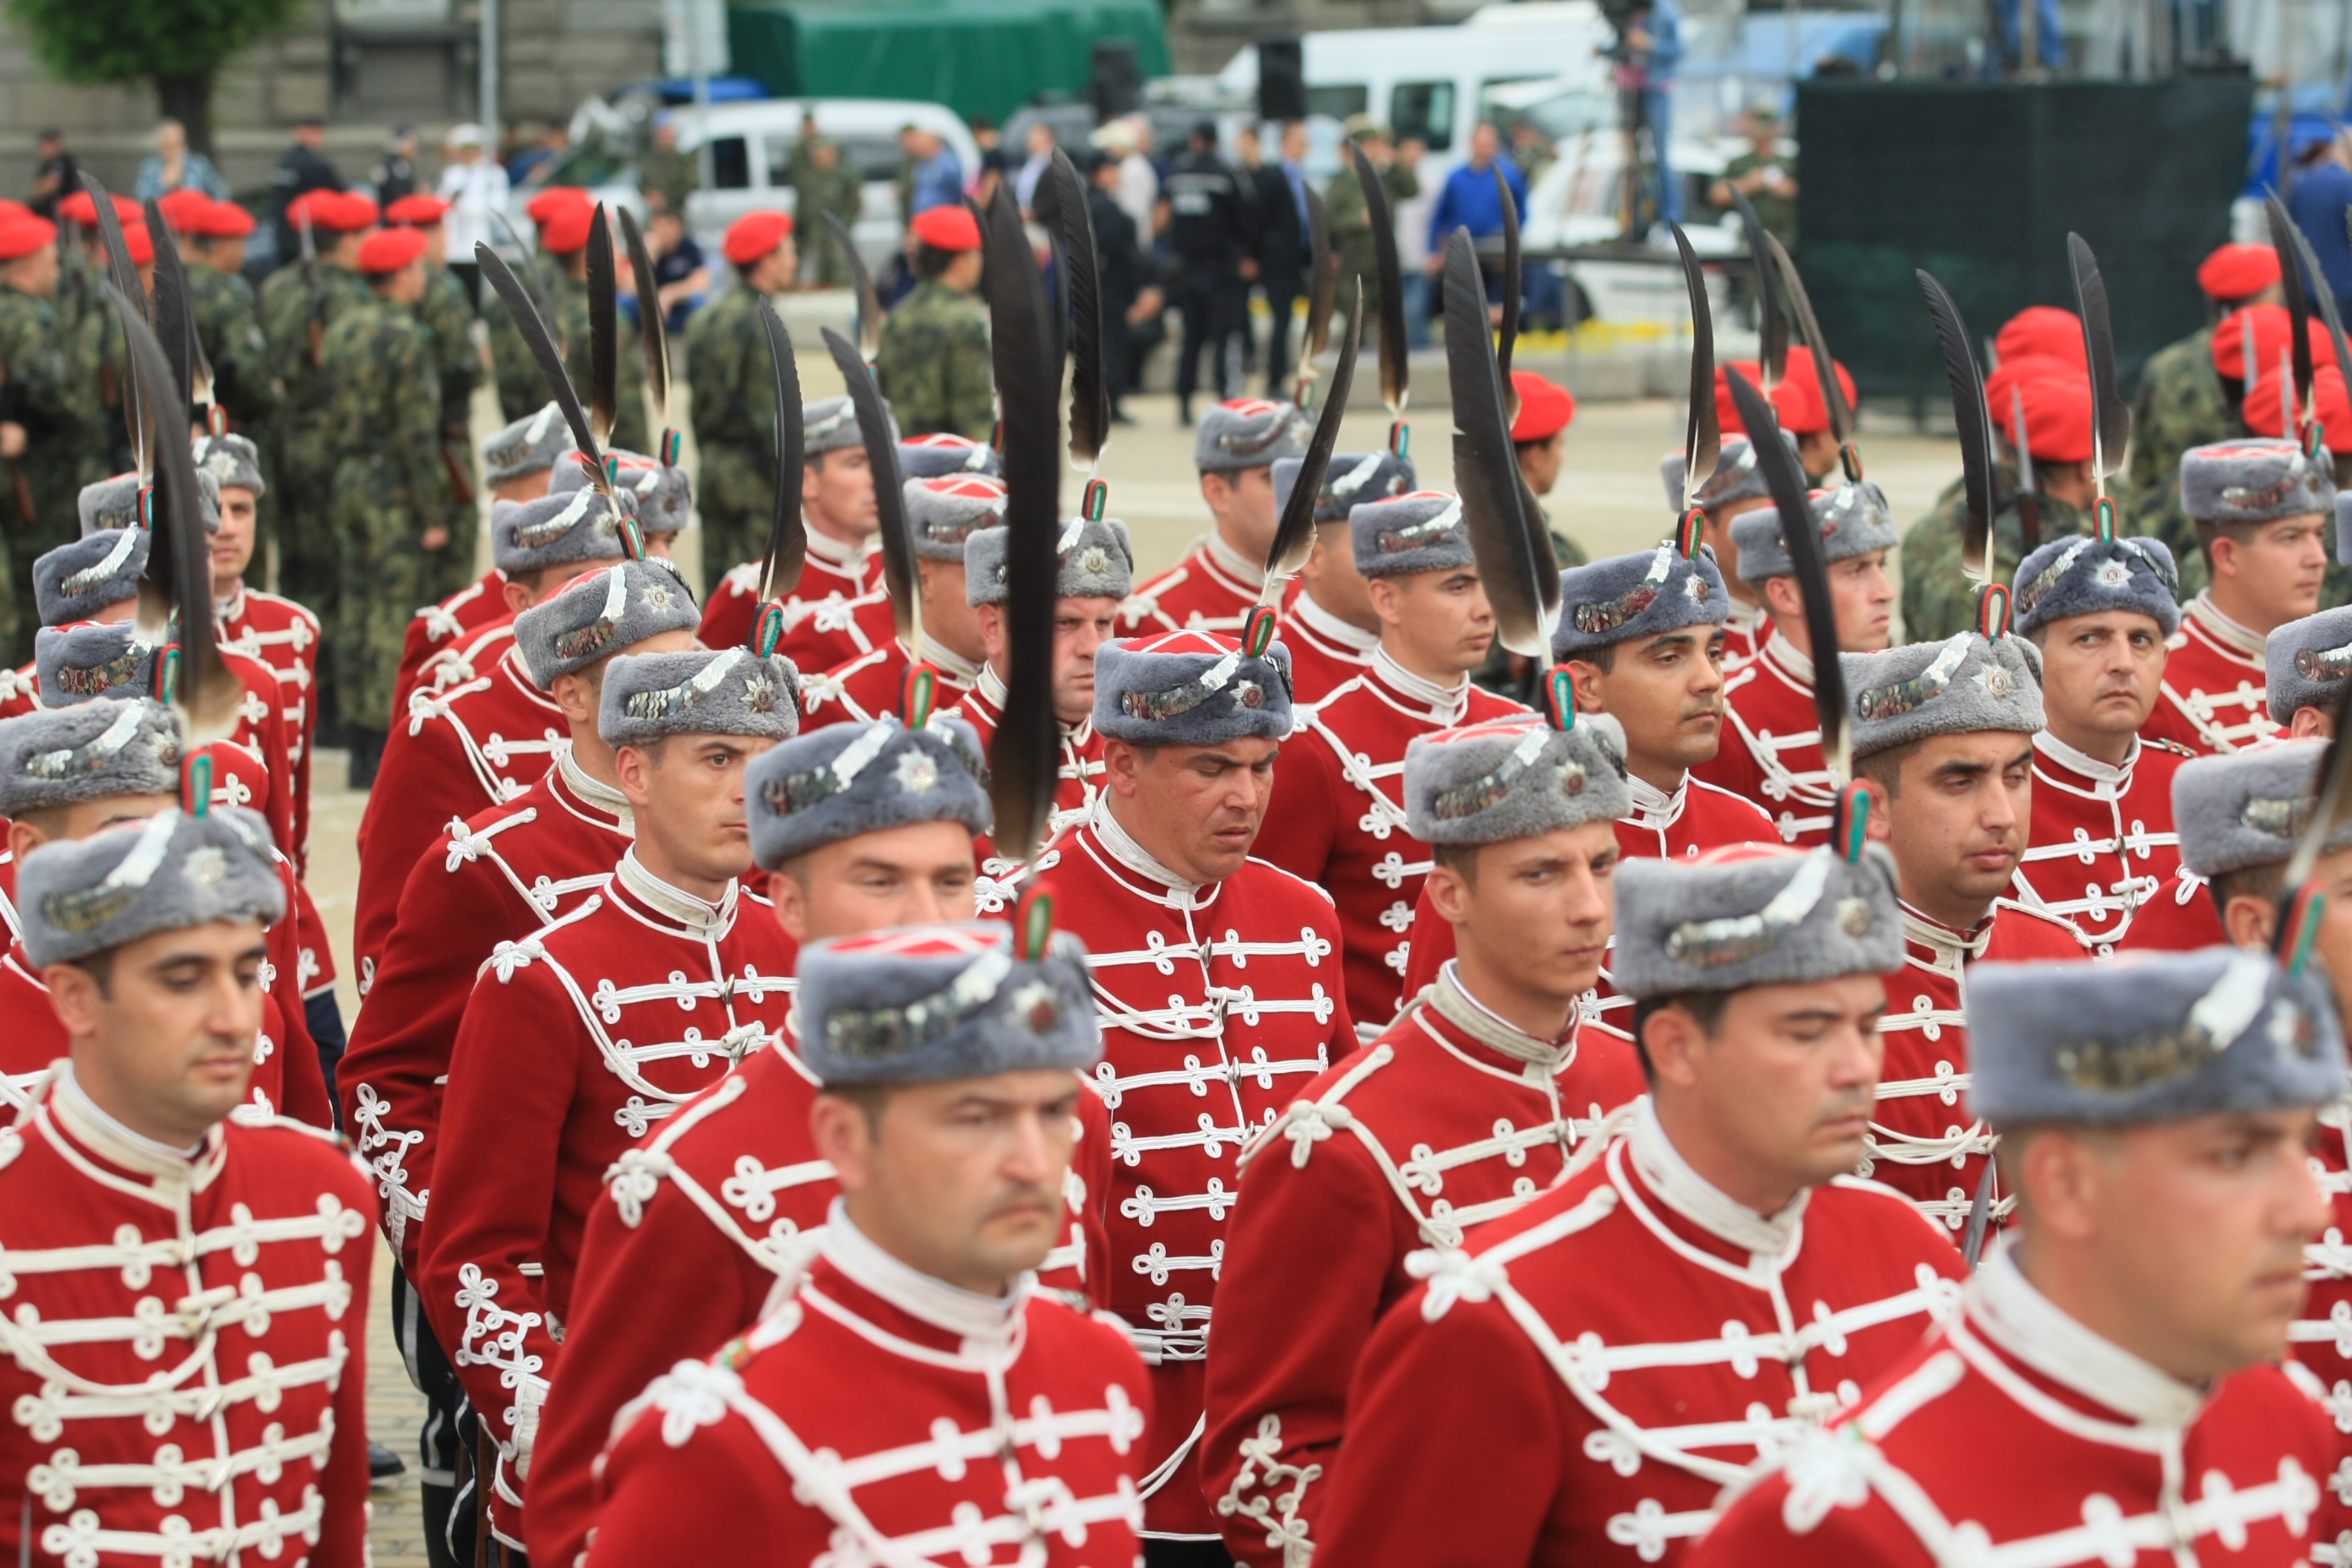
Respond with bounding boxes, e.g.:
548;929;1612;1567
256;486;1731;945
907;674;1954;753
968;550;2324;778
1259;273;1304;397
391;1262;474;1568
1173;267;1246;407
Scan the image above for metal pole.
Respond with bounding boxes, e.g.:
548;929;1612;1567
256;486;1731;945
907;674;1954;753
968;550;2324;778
478;0;499;135
691;0;713;191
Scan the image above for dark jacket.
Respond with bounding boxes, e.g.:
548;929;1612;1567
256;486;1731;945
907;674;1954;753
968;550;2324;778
1163;148;1247;271
1245;163;1307;287
270;144;343;267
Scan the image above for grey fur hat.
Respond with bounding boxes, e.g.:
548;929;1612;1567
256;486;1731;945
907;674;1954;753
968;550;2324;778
598;648;801;749
2181;437;2335;526
966;517;1134;606
898;432;1002;479
0;699;182;819
1612;843;1906;998
1403;713;1631;845
1843;633;2044;759
2010;534;2183;640
1274;451;1416;525
35;623;157;705
490;489;629;578
549;449;693;537
1968;947;2346;1126
1094;630;1294;747
76;473;142;536
512;558;700;688
2265;605;2352;723
747;715;992;870
2172;741;2352;876
35;529;148;626
906;474;1007;562
1352;491;1475;578
1659;431;1799;513
18;806;287;968
1195;398;1307;474
193;432;265;497
1552;540;1729;658
794;921;1102;1085
805;396;894;459
1728;482;1899;584
481;402;572;487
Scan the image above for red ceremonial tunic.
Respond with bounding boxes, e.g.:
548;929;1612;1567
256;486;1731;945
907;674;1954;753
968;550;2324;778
1272;591;1377;708
397;611;517;730
581;1225;1151;1568
354;640;566;993
799;638;981;732
338;751;633;1274
1256;650;1526;1039
698;532;892;672
1315;1107;1967;1567
0;662;34;721
217;586;320;871
950;666;1107;877
194;734;336;1012
1722;598;1771;670
1202;966;1648;1568
0;1070;376;1567
393;568;506;721
2010;732;2222;957
1120;533;1266;638
1687;1246;2338;1568
1870;900;2084;1237
2144;593;2281;755
419;853;796;1550
1695;634;1837;847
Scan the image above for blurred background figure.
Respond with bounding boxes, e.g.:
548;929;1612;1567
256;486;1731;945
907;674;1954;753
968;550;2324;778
1242;120;1310;397
638;118;698;217
371;123;419;206
1329;115;1422;350
27;129;73;220
1015;119;1058;213
2287;130;2352;320
793;135;862;290
269;115;341;269
1085;147;1159;423
136;117;229;201
436;124;506;307
1710;106;1797;251
644;207;709;333
1425;122;1524;312
1164;119;1248;423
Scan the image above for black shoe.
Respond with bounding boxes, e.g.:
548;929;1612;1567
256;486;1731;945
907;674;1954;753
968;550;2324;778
1177;400;1192;426
368;1439;407;1480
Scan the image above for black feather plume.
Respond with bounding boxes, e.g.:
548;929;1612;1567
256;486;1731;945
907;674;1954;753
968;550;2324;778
143;198;198;420
2276;203;2352;407
1302;184;1337;365
1494;167;1522;418
1729;188;1786;391
1048;149;1110;472
476;242;610;504
1916;269;1997;583
487;207;563;351
617;208;670;424
585;205;619;444
1443;229;1550;662
1262;280;1364;597
1671;224;1719;509
1727;368;1847;781
1350;142;1409;419
823;212;884;363
754;296;805;600
826;327;921;656
2270;197;2316;431
1763;230;1853;457
84;174;150;474
2067;233;2129;486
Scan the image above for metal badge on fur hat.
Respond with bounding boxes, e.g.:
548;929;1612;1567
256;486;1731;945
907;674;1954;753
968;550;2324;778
512;558;700;688
490;488;625;577
2172;741;2352;876
2010;533;2182;639
964;516;1134;606
0;699;181;819
2269;606;2352;723
17;805;287;968
550;448;692;536
1195;397;1308;474
1094;629;1295;747
35;529;149;626
2180;436;2336;526
481;402;574;487
1551;538;1728;658
1727;481;1899;585
1841;633;2044;759
1967;947;2345;1126
598;647;800;749
747;713;992;870
1657;431;1799;514
76;472;143;537
191;432;264;498
898;432;1002;480
905;474;1007;562
35;623;157;705
1403;713;1631;845
1274;451;1416;525
804;395;892;459
1612;841;1904;998
794;919;1102;1085
1350;490;1475;578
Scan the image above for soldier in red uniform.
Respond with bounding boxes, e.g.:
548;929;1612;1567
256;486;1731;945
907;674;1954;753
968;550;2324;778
525;708;1000;1568
1692;948;2345;1568
2268;601;2352;740
801;474;1000;729
1257;490;1526;1039
2143;437;2330;754
1316;839;1965;1566
1845;631;2080;1237
1659;433;1789;666
421;644;802;1554
1268;451;1414;705
1697;483;1898;846
5;804;377;1566
2008;529;2221;954
1205;708;1643;1568
1122;399;1308;637
546;444;693;560
583;920;1149;1568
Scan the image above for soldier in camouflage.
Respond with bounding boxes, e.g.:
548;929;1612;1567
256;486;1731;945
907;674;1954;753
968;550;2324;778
180;198;276;432
875;203;994;441
794;137;866;291
481;190;649;452
1326;116;1421;333
387;193;483;607
0;212;88;664
685;210;797;589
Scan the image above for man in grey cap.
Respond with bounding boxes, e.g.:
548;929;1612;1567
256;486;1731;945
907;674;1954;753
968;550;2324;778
1271;450;1414;704
1659;431;1787;666
1318;840;1965;1567
1122;397;1309;639
547;444;692;559
583;919;1149;1568
1694;947;2343;1568
421;644;801;1550
1207;709;1641;1568
5;803;382;1565
2264;602;2352;738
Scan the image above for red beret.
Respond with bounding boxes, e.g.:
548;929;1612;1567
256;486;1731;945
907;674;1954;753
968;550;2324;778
2196;242;2281;304
525;186;592;225
1769;348;1858;436
118;223;152;267
0;200;30;225
0;215;56;263
2211;304;2338;381
1716;359;1761;436
2242;362;2352;442
2004;374;2094;464
154;189;212;233
723;210;794;266
1984;353;2082;428
357;225;429;274
193;200;255;239
1509;370;1575;443
291;190;378;234
55;191;141;228
385;193;451;227
910;204;982;252
536;199;596;255
1993;306;2085;370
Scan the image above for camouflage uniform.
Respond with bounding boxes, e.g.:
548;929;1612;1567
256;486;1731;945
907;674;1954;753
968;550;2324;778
2123;325;2230;602
874;278;992;441
0;281;86;662
1325;154;1420;325
414;264;482;606
478;254;563;421
1899;466;2093;643
315;290;449;734
638;144;699;216
187;259;277;432
480;262;648;453
682;283;782;589
794;149;865;289
260;260;371;619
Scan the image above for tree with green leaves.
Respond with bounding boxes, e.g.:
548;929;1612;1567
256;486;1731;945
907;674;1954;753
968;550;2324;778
6;0;305;159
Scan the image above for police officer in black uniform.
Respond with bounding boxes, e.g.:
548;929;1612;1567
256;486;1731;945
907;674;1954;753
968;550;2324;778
1165;120;1249;426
